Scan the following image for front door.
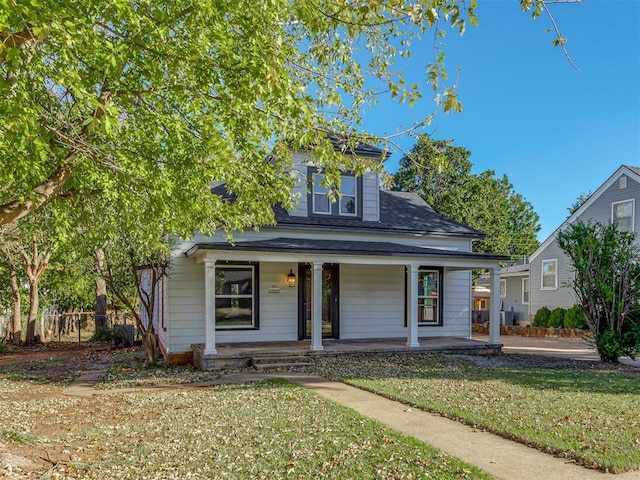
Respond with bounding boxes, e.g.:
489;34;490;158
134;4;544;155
298;263;339;339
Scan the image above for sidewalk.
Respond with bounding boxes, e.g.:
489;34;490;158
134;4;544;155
63;371;638;480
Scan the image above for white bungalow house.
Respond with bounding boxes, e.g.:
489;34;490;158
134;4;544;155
154;138;507;366
501;165;640;321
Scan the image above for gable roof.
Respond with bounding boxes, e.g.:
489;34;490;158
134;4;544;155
212;184;484;238
530;165;640;261
275;189;485;238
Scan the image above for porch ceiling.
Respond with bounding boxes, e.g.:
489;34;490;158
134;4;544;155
186;237;507;268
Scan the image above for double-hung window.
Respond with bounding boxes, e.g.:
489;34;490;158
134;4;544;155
612;199;634;232
311;173;358;216
500;279;506;298
541;259;557;290
418;269;441;325
215;265;257;329
522;278;529;304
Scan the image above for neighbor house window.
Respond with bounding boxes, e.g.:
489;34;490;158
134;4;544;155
541;259;557;290
418;269;441;326
612;199;634;232
522;278;529;305
215;265;257;329
500;279;506;298
311;172;358;216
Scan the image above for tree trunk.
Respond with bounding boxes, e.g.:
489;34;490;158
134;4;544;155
8;263;21;345
25;279;38;344
94;249;108;329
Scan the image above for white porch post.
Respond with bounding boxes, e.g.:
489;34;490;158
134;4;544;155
489;265;501;344
406;263;420;347
203;257;218;355
311;261;324;351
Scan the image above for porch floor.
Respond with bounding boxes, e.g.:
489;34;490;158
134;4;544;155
192;336;502;370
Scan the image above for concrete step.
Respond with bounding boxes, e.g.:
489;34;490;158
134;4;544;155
251;355;309;369
253;362;310;370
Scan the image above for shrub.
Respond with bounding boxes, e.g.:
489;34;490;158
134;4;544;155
548;307;565;328
564;305;587;329
91;326;114;342
0;341;6;354
592;326;640;363
533;307;551;327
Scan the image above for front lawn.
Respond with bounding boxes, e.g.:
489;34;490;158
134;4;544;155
313;354;640;473
0;372;491;479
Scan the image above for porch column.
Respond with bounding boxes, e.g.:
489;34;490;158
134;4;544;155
311;261;324;351
406;263;420;347
203;257;218;355
489;266;501;344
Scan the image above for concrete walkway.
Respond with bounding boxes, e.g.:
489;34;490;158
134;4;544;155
62;371;638;480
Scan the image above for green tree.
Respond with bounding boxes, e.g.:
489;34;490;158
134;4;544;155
391;135;540;257
557;221;640;362
1;1;578;233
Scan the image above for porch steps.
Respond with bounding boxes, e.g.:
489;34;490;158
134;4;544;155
251;355;310;370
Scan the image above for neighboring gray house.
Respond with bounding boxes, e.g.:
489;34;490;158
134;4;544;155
499;261;530;326
155;137;507;365
526;165;640;318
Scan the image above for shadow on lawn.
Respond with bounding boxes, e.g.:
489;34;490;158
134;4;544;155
324;354;640;395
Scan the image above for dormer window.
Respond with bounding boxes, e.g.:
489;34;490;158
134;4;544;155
312;172;358;217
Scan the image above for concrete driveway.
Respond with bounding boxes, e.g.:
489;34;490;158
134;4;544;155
473;334;640;367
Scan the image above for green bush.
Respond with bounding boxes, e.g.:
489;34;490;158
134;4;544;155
0;341;6;354
548;307;565;328
594;326;640;363
91;326;114;342
564;305;587;329
533;306;551;327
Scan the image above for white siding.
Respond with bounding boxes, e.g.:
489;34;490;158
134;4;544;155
502;275;530;322
361;172;380;221
434;269;472;338
339;264;405;338
287;151;311;217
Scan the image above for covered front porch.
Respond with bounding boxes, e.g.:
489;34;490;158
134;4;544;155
192;335;502;370
184;238;506;370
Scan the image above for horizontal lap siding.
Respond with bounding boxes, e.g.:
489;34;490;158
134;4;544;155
167;260;299;352
339;266;472;339
217;262;298;343
427;269;471;338
530;241;576;316
503;276;529;321
340;264;405;338
166;257;205;353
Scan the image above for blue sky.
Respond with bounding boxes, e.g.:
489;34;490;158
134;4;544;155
362;0;640;242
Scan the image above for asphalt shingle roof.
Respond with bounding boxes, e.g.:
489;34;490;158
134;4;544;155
272;190;484;238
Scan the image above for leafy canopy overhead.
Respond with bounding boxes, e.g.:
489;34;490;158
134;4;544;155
0;0;577;241
391;135;540;257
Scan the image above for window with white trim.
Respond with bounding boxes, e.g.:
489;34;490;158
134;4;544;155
541;259;558;290
500;279;506;298
311;173;358;217
418;269;441;325
215;266;256;329
522;278;529;304
612;199;634;233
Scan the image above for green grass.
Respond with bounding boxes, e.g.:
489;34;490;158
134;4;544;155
318;355;640;473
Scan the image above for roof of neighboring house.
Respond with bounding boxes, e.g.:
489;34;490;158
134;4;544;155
500;262;530;276
274;189;485;238
186;237;507;261
530;165;640;261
